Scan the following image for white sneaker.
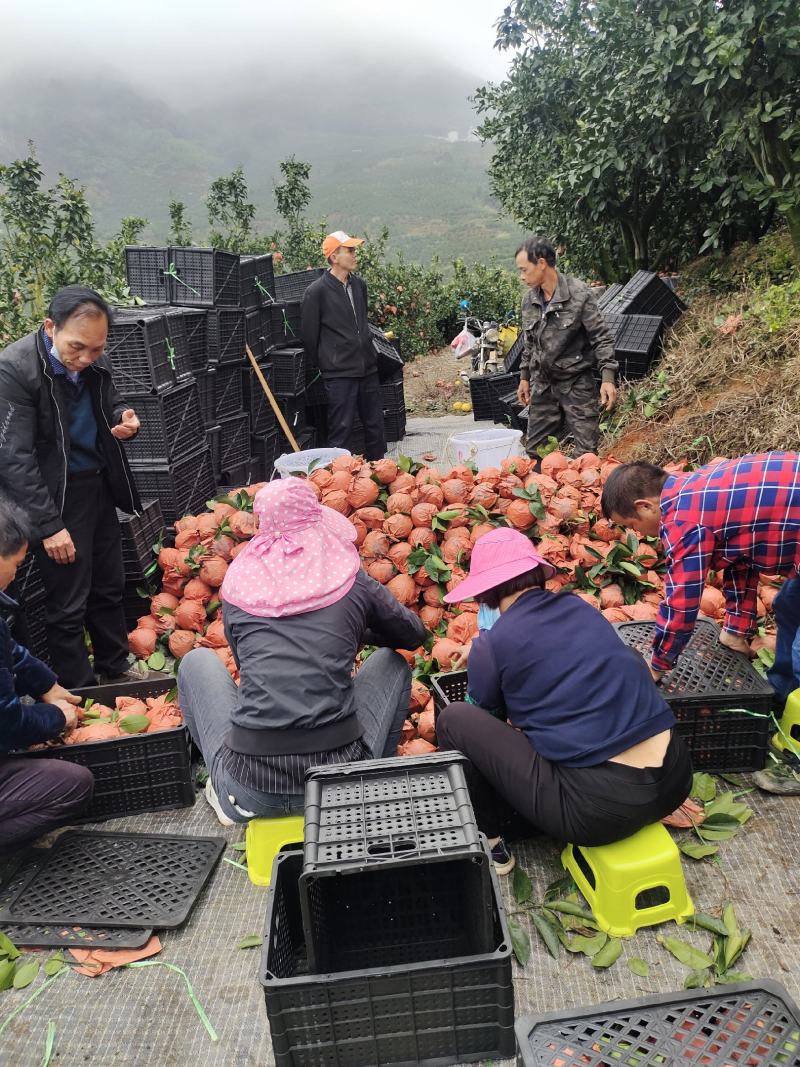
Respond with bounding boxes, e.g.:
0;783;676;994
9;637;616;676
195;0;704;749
204;780;235;827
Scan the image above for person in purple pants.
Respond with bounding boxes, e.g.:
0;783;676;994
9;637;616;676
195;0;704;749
0;499;93;850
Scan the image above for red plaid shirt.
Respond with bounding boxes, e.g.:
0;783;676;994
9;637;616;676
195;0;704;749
653;452;800;671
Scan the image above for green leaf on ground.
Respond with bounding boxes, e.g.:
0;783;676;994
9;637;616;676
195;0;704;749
545;900;598;925
687;913;729;937
684;969;711;989
43;953;65;977
530;911;561;959
565;931;607;957
627;958;650;977
691;772;717;803
0;933;20;961
657;936;714;970
715;971;754;984
0;960;15;991
13;960;40;989
508;918;531;966
237;935;263;949
512;866;533;905
543;873;575;902
592;937;623;969
680;841;719;860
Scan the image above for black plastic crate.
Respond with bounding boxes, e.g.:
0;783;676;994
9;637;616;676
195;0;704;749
239;253;276;308
604;312;664;379
215;362;245;419
430;670;468;713
243;361;277;436
495;389;527;433
251;430;279;479
503;332;525;373
515;981;800;1067
468;375;496;421
602;269;687;327
217;466;249;494
266;302;302;345
118;500;164;579
130;445;216;525
301;754;493;973
195;368;216;426
306;403;328;442
105;309;178;396
10;595;50;665
616;620;773;771
219;413;250;473
16;678;194;821
304;367;327;407
270;345;306;397
207;308;246;365
369;323;404;381
597;281;624;311
261;850;514;1067
122;580;151;630
11;551;45;605
487;372;520;421
245;308;266;361
274;267;325;302
206;425;221;477
179;308;209;372
124;382;206;464
276;396;307;451
124;246;169;303
166;246;240;307
246;454;266;484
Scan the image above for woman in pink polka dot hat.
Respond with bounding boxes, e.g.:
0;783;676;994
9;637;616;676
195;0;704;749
178;478;426;825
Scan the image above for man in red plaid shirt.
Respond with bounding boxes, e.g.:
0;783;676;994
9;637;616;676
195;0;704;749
602;453;800;794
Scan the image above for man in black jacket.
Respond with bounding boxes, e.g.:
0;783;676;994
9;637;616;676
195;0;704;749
0;286;142;688
300;231;386;460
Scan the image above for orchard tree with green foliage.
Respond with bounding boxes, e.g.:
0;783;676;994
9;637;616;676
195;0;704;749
477;1;783;277
639;0;800;262
168;200;193;246
207;166;256;250
0;145;141;344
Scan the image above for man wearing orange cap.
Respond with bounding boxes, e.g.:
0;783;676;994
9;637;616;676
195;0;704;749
300;231;386;459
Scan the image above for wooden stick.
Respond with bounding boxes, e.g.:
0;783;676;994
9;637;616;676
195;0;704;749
245;343;300;453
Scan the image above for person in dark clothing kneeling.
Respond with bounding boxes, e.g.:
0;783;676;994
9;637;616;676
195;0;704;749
0;499;93;849
438;528;693;875
178;478;426;826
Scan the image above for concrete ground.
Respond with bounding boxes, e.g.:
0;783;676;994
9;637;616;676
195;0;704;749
1;416;798;1066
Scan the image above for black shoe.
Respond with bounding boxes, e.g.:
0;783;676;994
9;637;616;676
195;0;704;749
489;837;515;876
96;665;152;686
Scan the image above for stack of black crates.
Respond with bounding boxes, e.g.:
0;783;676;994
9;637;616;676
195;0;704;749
598;269;688;380
122;250;407;487
260;752;515;1067
6;552;50;665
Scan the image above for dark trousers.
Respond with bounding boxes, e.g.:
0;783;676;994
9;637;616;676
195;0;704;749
324;373;386;460
437;702;693;847
526;371;600;458
767;577;800;705
0;756;93;849
34;472;129;688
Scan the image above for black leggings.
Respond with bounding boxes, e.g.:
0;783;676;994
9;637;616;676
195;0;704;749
437;702;693;847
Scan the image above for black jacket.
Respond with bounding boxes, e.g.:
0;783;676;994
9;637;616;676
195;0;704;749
0;589;65;754
0;330;141;540
223;570;426;755
300;271;377;378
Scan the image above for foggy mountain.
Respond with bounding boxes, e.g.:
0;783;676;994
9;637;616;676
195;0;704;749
0;51;521;264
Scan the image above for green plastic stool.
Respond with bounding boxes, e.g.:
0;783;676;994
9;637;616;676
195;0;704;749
772;688;800;757
245;814;305;887
562;823;694;938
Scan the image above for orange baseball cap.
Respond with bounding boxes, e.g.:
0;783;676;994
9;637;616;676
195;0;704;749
322;230;364;258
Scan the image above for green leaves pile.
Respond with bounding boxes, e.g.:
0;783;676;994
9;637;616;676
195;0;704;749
678;772;753;861
0;935;66;993
660;904;752;988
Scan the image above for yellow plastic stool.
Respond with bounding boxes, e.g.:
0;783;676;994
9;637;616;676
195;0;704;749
562;823;694;938
245;815;305;887
772;688;800;757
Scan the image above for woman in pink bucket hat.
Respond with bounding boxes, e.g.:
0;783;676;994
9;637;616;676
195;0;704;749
178;479;425;825
438;528;692;874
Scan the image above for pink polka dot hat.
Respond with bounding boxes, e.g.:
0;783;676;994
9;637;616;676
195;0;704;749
221;478;360;618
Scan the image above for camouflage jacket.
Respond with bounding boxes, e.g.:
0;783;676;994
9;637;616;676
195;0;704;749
519;272;617;386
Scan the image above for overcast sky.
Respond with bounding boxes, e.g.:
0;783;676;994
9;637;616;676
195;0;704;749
1;0;513;90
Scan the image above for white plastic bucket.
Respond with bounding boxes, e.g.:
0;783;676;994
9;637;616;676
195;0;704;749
274;447;351;478
448;428;523;468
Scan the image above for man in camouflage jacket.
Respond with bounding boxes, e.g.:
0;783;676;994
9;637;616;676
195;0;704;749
515;237;617;458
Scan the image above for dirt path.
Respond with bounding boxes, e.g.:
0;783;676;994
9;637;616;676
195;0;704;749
402;346;475;418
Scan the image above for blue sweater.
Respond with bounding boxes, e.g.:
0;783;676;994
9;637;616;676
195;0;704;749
0;591;66;753
466;589;675;767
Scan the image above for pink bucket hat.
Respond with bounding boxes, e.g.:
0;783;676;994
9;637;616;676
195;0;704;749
221;479;360;618
443;528;556;603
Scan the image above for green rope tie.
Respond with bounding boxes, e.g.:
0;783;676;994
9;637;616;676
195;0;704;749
254;277;274;302
165;339;176;371
163;262;201;297
282;308;295;337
